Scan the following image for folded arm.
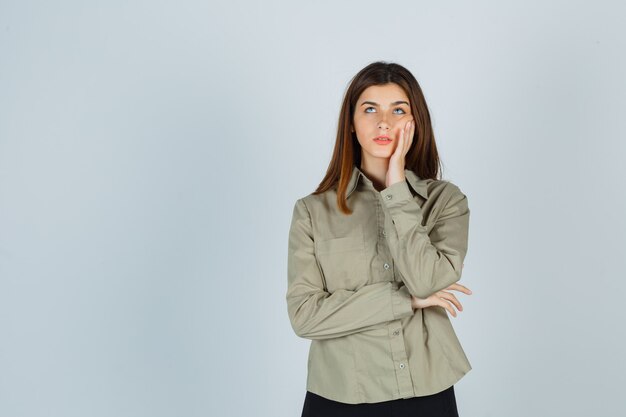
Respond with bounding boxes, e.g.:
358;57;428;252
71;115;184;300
286;198;415;340
379;181;470;299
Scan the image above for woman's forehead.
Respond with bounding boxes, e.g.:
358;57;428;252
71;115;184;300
358;84;409;103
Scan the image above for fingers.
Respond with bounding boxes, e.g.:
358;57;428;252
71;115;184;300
418;281;472;318
446;283;473;295
406;119;414;154
395;122;405;159
437;290;462;311
437;282;475;317
437;297;458;317
403;119;413;156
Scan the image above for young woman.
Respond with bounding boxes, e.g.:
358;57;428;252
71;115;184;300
286;61;473;417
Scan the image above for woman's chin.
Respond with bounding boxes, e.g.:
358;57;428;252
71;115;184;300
367;149;393;159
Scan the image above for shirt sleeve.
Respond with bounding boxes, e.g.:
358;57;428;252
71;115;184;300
379;180;470;299
286;198;415;340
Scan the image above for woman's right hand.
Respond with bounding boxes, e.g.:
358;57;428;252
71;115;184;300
410;283;473;317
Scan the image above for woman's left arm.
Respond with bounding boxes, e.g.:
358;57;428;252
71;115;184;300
380;180;470;300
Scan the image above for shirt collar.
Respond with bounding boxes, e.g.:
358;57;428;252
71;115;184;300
346;165;429;199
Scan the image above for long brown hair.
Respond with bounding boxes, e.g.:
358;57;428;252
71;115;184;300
312;61;443;215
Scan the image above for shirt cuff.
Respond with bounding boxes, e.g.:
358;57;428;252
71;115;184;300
380;180;413;208
391;284;415;319
379;179;427;238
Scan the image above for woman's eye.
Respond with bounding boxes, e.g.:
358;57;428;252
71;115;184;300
364;107;406;114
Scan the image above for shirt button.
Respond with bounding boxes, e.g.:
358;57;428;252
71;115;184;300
393;330;400;336
385;195;392;200
399;363;405;369
384;263;390;270
382;230;387;236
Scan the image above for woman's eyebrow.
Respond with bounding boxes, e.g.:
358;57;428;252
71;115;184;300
360;100;409;107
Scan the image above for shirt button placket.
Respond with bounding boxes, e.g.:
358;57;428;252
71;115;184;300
387;324;414;398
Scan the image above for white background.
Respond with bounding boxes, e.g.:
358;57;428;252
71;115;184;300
1;1;625;416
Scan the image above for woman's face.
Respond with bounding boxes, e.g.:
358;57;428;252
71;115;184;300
352;83;413;163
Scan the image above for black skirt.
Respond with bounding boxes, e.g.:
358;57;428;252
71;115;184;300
301;385;459;417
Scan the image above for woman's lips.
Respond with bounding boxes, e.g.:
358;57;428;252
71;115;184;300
373;137;392;145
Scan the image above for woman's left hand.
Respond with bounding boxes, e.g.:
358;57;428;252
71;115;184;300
385;118;415;188
410;283;473;317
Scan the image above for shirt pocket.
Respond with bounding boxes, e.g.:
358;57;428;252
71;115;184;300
315;230;368;292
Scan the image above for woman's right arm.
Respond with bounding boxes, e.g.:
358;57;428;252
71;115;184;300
286;198;415;340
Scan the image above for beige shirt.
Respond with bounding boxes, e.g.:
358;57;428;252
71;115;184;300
286;164;472;404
